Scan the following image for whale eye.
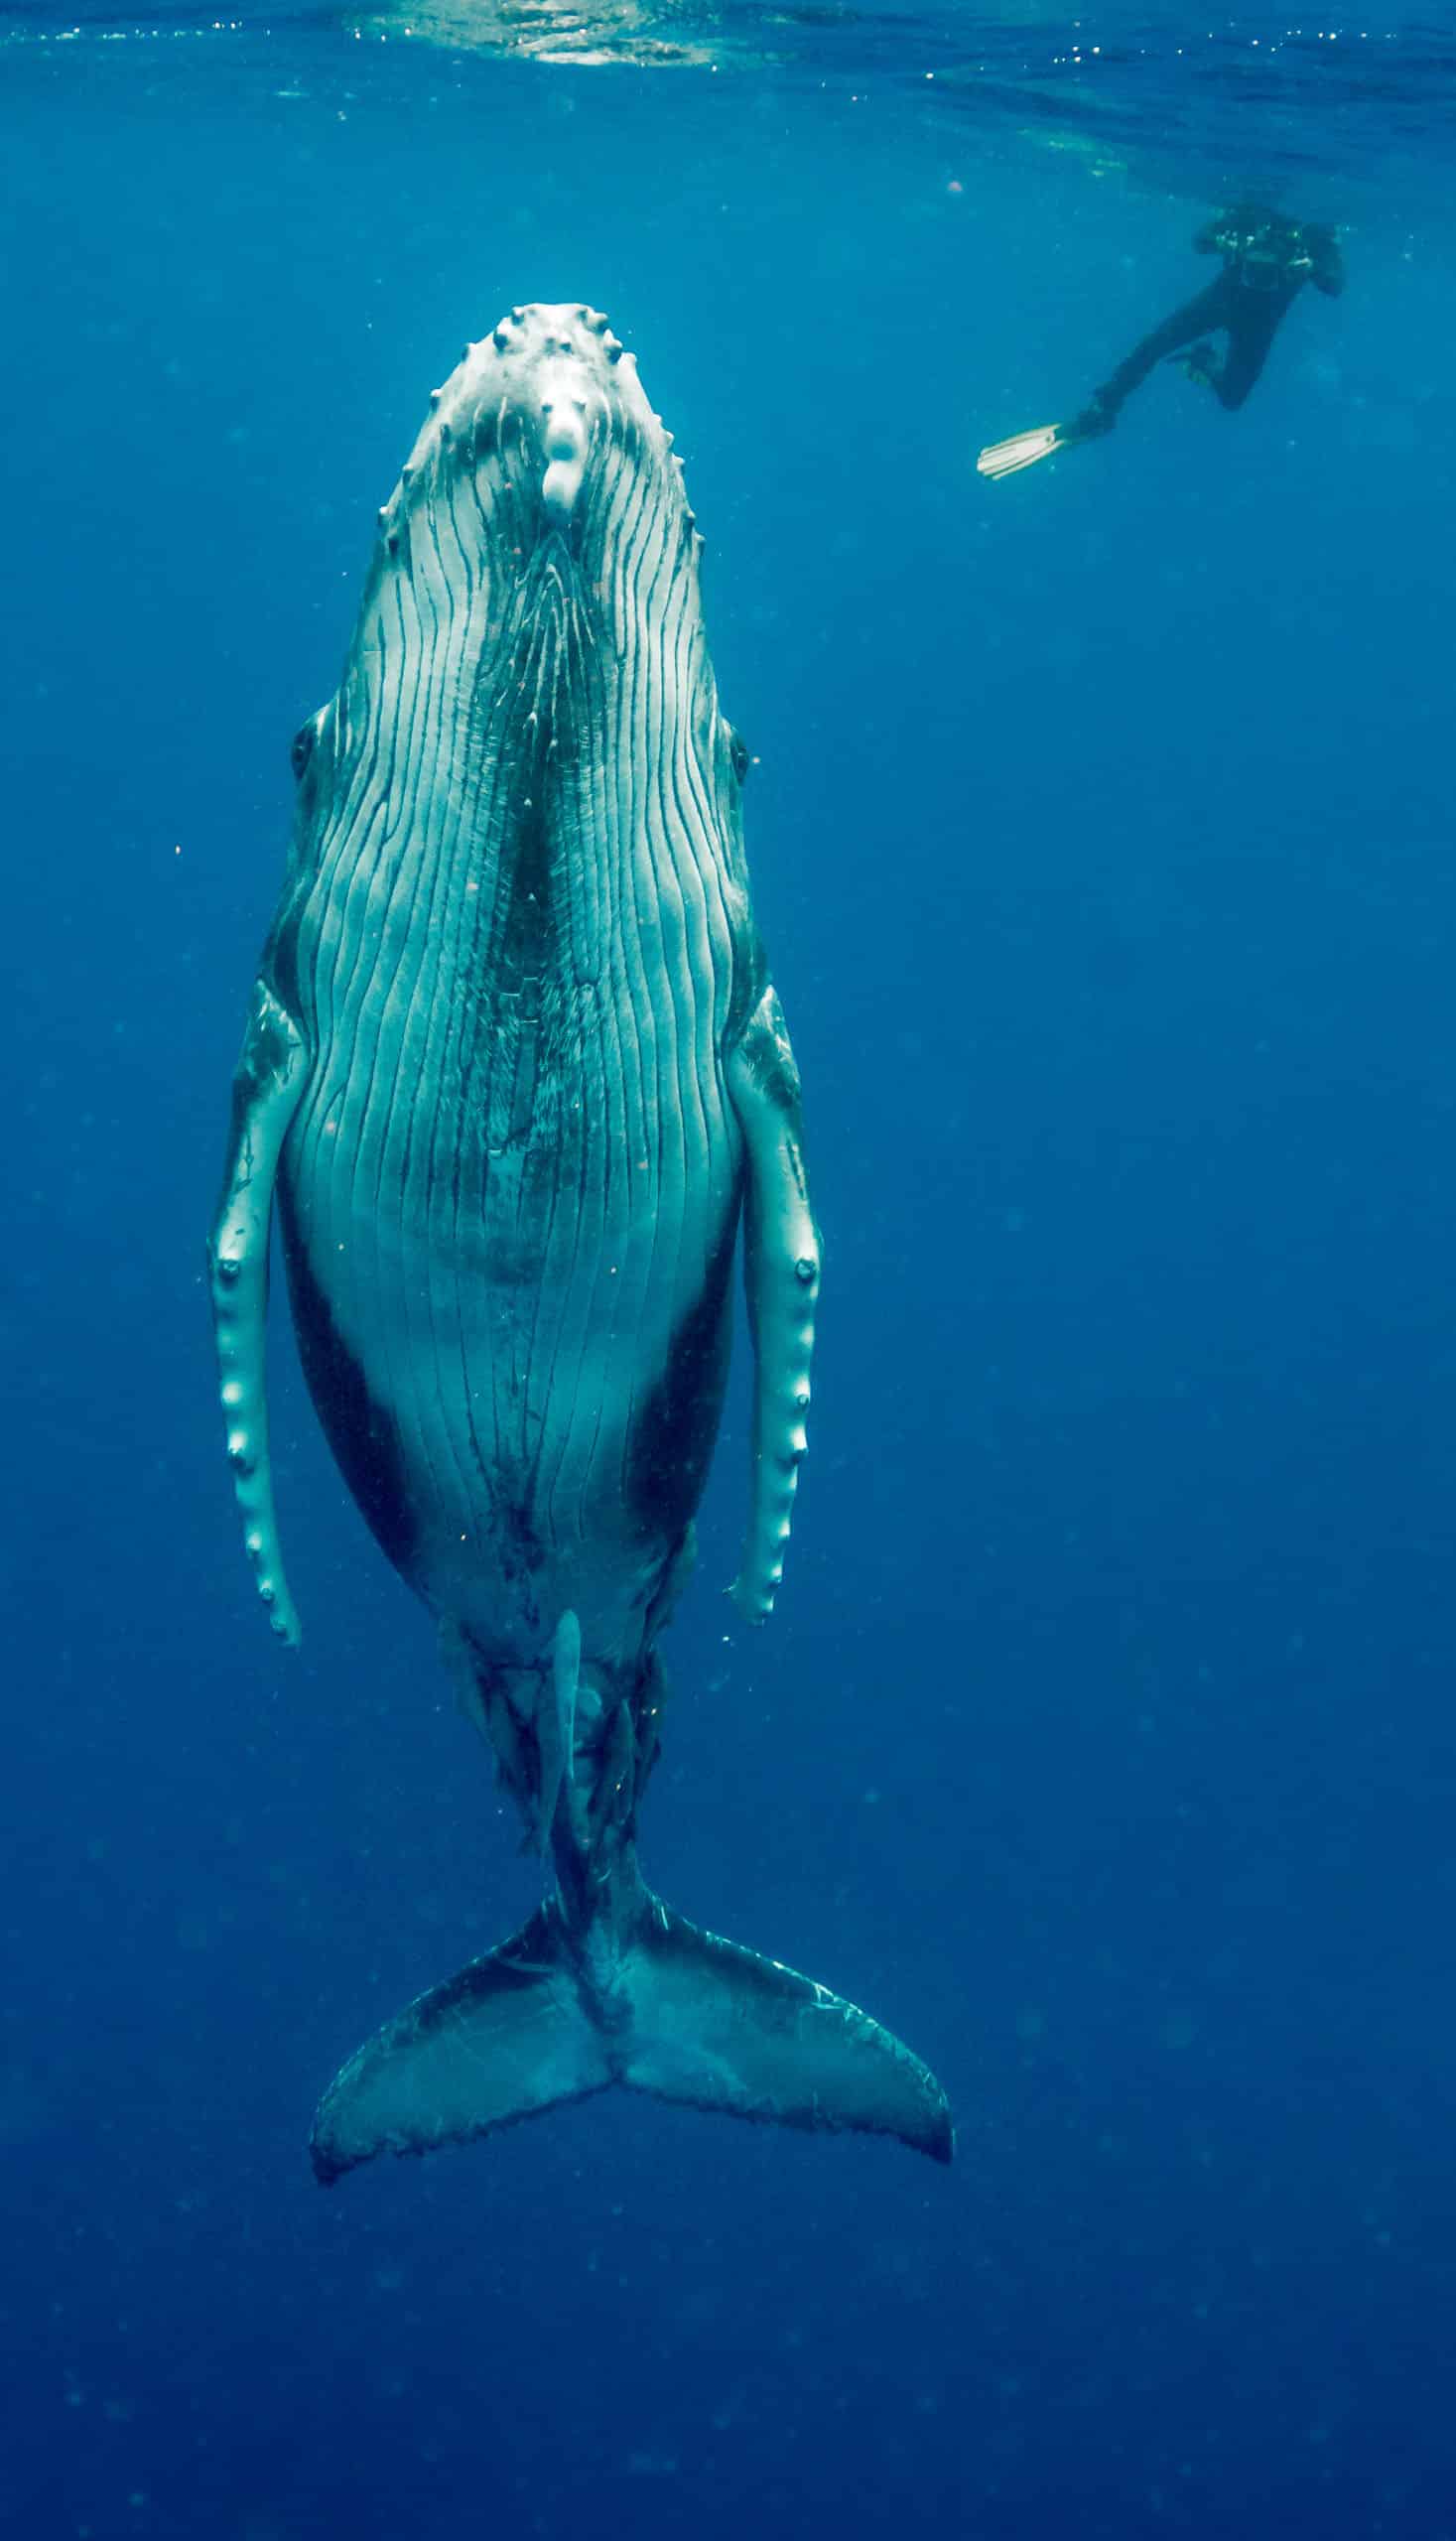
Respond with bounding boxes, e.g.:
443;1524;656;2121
728;727;750;786
290;721;317;782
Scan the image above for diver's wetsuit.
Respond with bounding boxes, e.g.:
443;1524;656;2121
1067;205;1344;442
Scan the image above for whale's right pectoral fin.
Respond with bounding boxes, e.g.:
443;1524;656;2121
727;985;820;1622
207;978;308;1646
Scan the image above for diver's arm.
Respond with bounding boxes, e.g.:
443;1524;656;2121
1311;241;1345;297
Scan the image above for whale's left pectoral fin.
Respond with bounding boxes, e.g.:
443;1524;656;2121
207;978;308;1646
727;985;820;1622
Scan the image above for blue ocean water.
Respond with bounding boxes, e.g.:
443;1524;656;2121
3;5;1455;2534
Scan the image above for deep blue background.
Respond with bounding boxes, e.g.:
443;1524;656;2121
3;29;1455;2540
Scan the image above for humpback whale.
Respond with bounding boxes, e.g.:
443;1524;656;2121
208;304;952;2178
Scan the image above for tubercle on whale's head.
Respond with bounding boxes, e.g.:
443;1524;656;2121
372;301;701;569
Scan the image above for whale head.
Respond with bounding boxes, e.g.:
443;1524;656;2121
384;300;689;548
283;303;752;1003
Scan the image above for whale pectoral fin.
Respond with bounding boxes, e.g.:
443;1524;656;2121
620;1903;953;2162
726;986;820;1622
207;978;308;1646
311;1909;613;2183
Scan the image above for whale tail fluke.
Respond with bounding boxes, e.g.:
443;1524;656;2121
616;1899;953;2161
311;1895;953;2183
310;1906;609;2182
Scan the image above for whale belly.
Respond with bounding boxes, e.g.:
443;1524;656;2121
276;909;742;1662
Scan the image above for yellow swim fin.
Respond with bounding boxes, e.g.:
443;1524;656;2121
976;424;1067;480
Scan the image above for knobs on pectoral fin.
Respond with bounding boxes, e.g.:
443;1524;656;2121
206;978;309;1647
726;985;820;1624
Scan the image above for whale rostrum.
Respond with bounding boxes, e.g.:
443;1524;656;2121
208;303;952;2177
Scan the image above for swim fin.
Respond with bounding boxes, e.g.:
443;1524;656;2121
310;1892;953;2180
977;424;1068;479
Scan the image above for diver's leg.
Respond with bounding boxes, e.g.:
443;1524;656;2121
1207;294;1288;410
979;277;1233;480
1078;279;1233;429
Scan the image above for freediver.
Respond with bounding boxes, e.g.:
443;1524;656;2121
978;203;1345;480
